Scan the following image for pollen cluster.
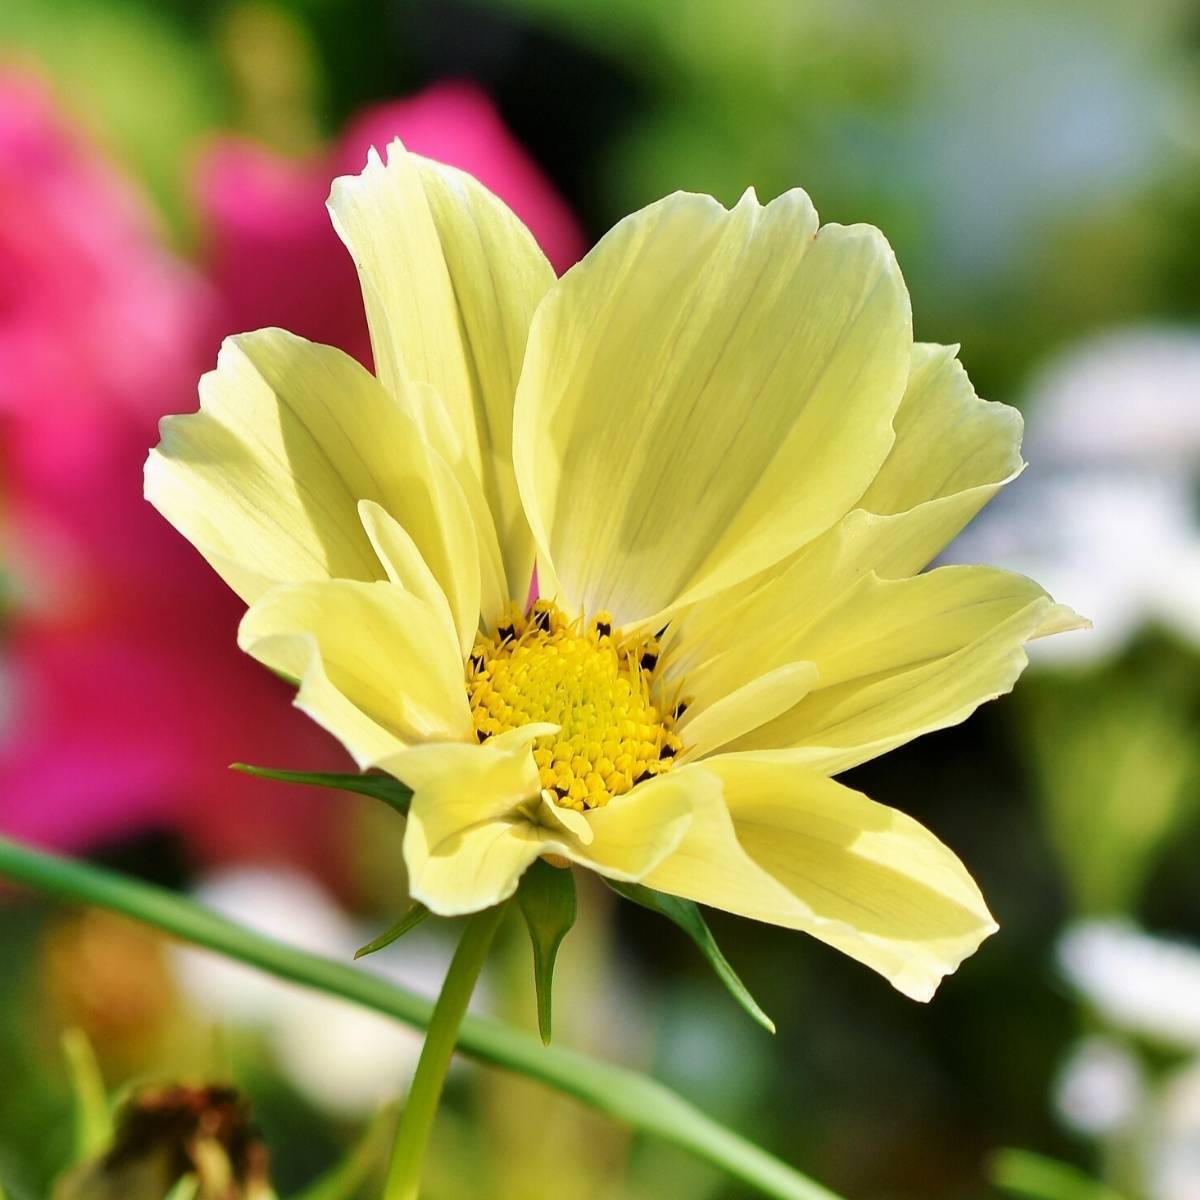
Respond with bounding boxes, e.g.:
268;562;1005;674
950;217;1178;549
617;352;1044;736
467;600;684;810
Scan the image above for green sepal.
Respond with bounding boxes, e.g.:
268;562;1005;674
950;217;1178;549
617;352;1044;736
517;860;577;1045
231;764;412;816
354;904;430;960
61;1027;113;1164
605;880;775;1034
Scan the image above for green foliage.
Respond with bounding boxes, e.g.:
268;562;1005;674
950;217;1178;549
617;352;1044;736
1023;637;1200;915
605;880;775;1034
60;1031;112;1167
0;835;836;1200
289;1104;397;1200
517;861;578;1044
990;1149;1127;1200
231;764;412;817
355;905;430;960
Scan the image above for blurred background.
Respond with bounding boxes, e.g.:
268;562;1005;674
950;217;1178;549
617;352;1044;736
1;0;1198;1196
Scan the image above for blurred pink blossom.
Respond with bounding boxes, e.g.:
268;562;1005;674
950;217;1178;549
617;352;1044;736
0;69;346;871
0;71;585;874
197;79;585;363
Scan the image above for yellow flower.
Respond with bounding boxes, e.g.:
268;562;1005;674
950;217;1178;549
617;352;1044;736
146;143;1084;1002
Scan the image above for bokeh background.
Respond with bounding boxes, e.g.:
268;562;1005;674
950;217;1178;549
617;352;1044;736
1;1;1199;1197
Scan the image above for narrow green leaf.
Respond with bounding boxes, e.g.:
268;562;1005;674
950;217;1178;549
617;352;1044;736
61;1027;112;1163
517;860;577;1044
290;1103;398;1200
0;834;842;1200
164;1177;200;1200
990;1149;1127;1200
231;764;412;816
355;905;430;960
606;880;775;1034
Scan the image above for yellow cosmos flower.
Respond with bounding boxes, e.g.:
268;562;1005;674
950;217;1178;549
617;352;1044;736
146;143;1084;1003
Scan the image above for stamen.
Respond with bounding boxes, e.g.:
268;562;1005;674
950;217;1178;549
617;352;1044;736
467;603;685;810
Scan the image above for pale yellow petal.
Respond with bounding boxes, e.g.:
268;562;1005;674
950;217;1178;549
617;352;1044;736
566;770;705;881
642;760;995;1001
146;330;483;638
676;662;818;762
666;339;1031;701
328;145;555;598
407;820;548;916
386;727;554;914
723;570;1087;772
514;188;911;626
857;342;1023;531
357;500;457;649
238;579;472;766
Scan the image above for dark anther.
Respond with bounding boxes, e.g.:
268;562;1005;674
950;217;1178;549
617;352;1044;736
476;729;489;743
639;650;659;672
632;769;654;786
673;701;689;719
659;744;677;760
532;607;552;632
595;620;612;638
497;624;516;642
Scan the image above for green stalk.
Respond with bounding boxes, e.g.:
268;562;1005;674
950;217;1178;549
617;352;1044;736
384;903;506;1200
0;835;840;1200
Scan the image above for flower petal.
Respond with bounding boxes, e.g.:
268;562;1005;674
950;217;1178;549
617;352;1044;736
676;662;818;762
238;579;472;766
146;330;483;637
857;341;1024;540
513;188;911;626
642;760;996;1001
569;770;704;880
328;144;556;598
721;568;1085;772
383;727;553;914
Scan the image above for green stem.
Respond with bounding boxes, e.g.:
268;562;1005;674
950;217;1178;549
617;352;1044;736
0;836;840;1200
384;902;506;1200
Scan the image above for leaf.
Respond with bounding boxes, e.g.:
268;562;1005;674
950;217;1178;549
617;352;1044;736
61;1027;112;1163
231;764;412;816
289;1102;398;1200
605;880;775;1034
0;832;845;1200
354;905;430;960
518;859;577;1045
164;1177;200;1200
990;1150;1127;1200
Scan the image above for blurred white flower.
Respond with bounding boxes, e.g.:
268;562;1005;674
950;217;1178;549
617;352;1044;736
1058;920;1200;1049
1053;1034;1145;1136
1151;1060;1200;1200
173;867;466;1118
946;327;1200;662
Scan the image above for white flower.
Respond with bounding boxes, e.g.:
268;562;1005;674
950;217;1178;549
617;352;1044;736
946;327;1200;662
1053;1035;1145;1136
1151;1062;1200;1200
1058;920;1200;1049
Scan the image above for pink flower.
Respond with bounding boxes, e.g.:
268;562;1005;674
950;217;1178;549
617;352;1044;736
0;72;585;874
197;80;585;363
0;70;345;870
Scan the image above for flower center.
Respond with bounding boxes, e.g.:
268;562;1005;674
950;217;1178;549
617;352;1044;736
467;600;683;810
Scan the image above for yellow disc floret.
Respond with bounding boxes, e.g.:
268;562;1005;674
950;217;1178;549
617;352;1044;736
467;600;684;810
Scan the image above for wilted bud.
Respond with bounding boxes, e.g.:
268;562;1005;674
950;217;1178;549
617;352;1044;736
53;1084;273;1200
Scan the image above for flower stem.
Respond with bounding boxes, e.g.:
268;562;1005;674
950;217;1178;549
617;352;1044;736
0;835;841;1200
384;901;508;1200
